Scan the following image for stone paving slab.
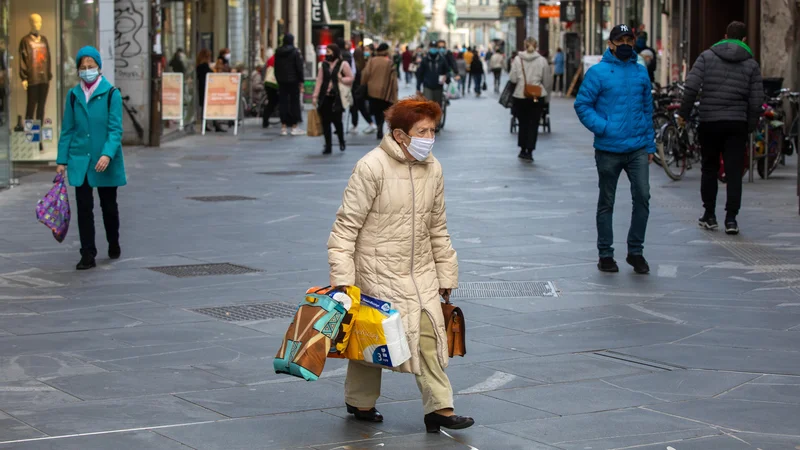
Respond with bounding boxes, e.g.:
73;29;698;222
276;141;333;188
44;367;240;400
0;431;195;450
5;395;225;435
649;398;800;435
153;410;386;450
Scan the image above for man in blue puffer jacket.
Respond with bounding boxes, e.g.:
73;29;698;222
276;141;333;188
575;24;656;275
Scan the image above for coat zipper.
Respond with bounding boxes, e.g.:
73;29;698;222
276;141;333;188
408;164;444;367
408;164;423;307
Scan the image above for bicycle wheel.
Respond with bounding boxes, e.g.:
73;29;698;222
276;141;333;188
757;128;784;178
652;113;671;167
658;124;686;180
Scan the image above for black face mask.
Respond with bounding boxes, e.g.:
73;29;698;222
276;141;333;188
325;54;336;62
614;44;634;61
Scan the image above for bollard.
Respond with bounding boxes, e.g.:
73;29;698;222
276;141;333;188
764;125;769;180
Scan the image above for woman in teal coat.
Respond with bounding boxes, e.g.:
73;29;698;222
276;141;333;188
56;46;125;270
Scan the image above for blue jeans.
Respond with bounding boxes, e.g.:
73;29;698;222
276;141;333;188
473;73;483;94
595;149;650;258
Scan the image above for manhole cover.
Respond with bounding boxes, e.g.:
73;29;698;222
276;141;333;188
147;263;262;278
452;281;558;299
180;155;230;161
192;302;297;321
187;195;257;202
257;171;314;176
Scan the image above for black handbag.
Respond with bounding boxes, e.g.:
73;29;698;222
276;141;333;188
499;81;516;109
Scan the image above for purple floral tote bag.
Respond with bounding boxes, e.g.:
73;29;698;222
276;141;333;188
36;174;71;243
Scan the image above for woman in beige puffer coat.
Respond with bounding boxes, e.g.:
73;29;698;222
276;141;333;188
328;96;473;433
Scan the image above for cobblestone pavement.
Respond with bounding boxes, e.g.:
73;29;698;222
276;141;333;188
1;82;799;449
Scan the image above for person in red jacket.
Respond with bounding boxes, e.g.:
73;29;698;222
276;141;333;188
402;45;413;86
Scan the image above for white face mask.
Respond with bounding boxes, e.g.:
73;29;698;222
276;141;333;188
401;132;434;161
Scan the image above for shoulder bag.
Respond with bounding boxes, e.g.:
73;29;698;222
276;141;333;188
441;296;466;357
521;59;542;100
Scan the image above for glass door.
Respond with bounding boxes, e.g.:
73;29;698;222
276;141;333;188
0;0;10;188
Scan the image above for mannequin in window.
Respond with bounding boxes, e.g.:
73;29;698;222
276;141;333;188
19;13;52;151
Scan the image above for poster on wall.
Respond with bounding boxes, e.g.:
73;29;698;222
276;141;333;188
162;72;184;126
202;73;241;135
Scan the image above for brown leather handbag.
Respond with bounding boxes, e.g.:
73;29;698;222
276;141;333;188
441;297;466;357
521;60;542;101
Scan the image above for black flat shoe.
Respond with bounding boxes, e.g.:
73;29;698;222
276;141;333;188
76;255;96;270
424;412;474;433
108;244;121;260
346;403;383;422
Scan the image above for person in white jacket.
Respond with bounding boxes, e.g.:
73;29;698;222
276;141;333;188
509;38;552;161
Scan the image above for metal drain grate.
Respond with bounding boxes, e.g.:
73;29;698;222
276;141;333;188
452;281;558;299
257;171;314;176
192;302;297;321
187;195;257;202
180;155;230;161
148;263;262;278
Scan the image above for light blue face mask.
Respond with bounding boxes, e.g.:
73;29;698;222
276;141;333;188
79;68;100;83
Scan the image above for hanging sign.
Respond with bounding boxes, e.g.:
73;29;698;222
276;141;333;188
202;73;242;135
560;0;581;22
162;72;184;124
539;4;560;19
502;4;524;18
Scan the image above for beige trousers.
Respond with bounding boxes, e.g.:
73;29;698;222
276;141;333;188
344;313;454;415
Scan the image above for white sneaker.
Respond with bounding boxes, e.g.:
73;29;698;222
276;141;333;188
280;128;288;136
363;124;377;134
348;127;360;135
290;128;306;136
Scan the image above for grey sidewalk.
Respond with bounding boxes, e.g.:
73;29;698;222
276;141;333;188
0;85;799;449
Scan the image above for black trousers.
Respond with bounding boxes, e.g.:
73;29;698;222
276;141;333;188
351;90;372;128
369;98;392;139
492;69;502;92
319;96;344;150
25;83;48;122
262;87;279;127
75;177;119;256
278;84;301;127
514;98;544;151
553;74;564;93
698;121;748;217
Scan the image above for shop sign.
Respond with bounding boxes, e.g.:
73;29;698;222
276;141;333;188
162;72;184;124
311;0;325;24
560;0;581;22
539;4;560;19
502;4;524;18
202;73;242;135
24;120;41;143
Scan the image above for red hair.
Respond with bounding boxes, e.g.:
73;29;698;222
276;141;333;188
384;95;442;134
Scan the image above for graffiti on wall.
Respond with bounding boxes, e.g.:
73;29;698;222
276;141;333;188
114;0;145;72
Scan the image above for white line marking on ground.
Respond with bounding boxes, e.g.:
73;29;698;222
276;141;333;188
458;371;516;394
440;430;479;449
265;215;299;225
534;235;569;243
627;304;687;324
668;228;688;235
166;162;182;167
320;365;349;378
460;237;482;244
657;264;678;278
461;259;545;267
769;233;800;238
0;420;220;445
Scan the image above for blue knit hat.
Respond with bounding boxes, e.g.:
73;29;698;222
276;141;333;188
75;46;102;69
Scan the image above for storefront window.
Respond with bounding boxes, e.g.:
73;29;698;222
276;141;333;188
163;0;195;132
5;0;96;163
